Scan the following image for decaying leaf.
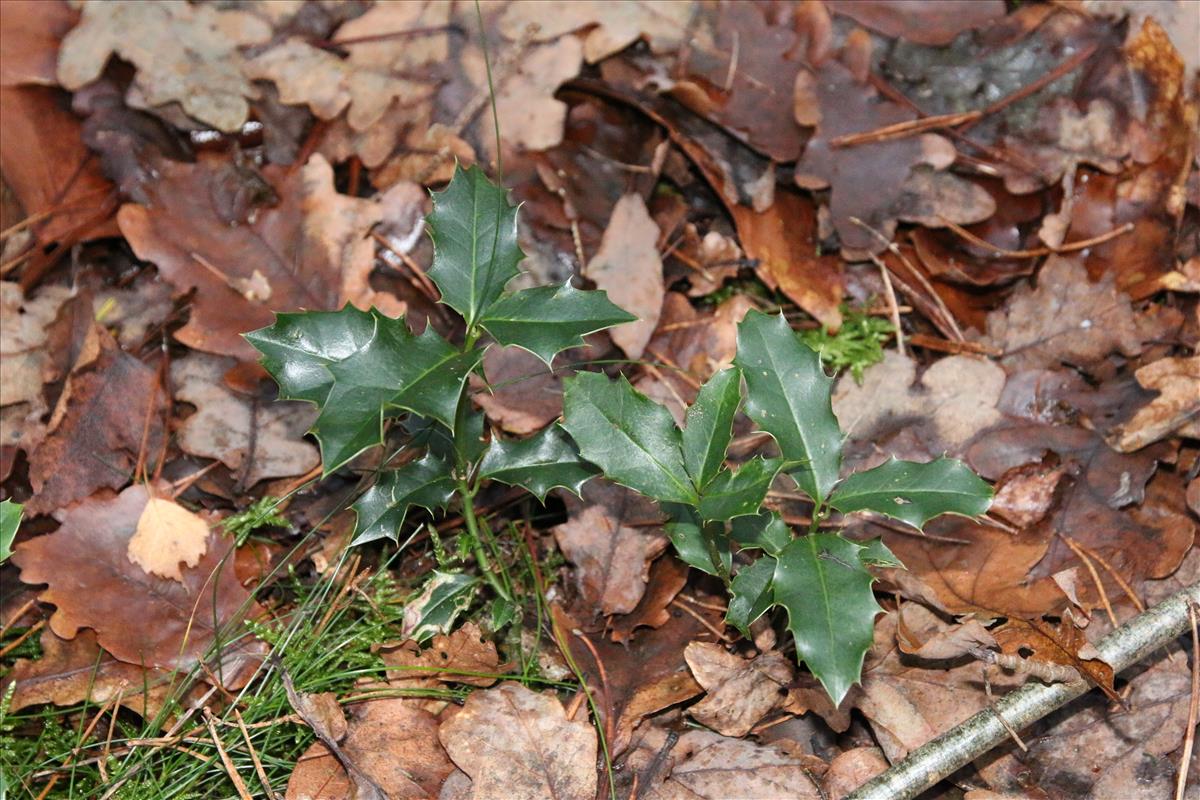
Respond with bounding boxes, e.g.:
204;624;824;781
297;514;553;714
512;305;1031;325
172;352;319;486
641;729;824;799
1109;355;1200;452
380;622;500;688
438;681;598;800
981;257;1143;372
25;325;166;515
57;0;270;131
126;496;210;582
0;282;71;462
118;153;404;360
498;1;696;63
12;484;264;683
552;481;668;617
684;642;793;737
586;193;664;360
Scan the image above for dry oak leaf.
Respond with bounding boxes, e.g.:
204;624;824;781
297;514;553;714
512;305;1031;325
832;350;1005;457
642;730;823;800
127;496;210;583
4;627;197;721
498;1;695;64
585;193;664;360
794;58;995;257
438;681;598;800
57;0;270;132
0;282;71;461
552;480;668;618
25;325;166;515
172;352;319;486
12;484;265;683
683;642;794;737
380;621;501;689
118;153;403;360
1109;355;1200;452
286;695;453;800
981;256;1142;372
992;615;1117;699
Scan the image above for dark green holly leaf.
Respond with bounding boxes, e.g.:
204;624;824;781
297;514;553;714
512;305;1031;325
682;367;741;491
477;425;597;501
351;453;456;546
244;306;377;404
734;310;842;503
402;570;478;643
857;537;903;568
561;373;697;504
726;555;776;637
828;456;992;530
664;504;731;577
730;511;792;556
774;534;882;705
697;458;784;521
479;282;634;366
426;163;523;328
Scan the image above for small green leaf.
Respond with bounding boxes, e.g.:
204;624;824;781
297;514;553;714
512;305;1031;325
726;555;776;637
664;504;731;577
244;306;377;405
426;163;523;328
477;425;598;501
479;282;634;366
697;457;783;521
1;499;22;564
402;570;478;643
561;372;697;504
773;534;882;705
682;367;742;490
730;511;791;556
734;309;842;503
489;596;519;631
351;453;456;545
857;537;903;568
828;456;993;530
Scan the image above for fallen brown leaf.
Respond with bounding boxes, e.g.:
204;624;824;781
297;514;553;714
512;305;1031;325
552;481;668;618
684;642;793;737
1109;355;1200;452
826;0;1007;46
641;729;824;799
12;484;265;684
498;1;695;64
586;193;665;360
438;681;597;800
172;352;319;487
609;555;689;644
380;621;500;689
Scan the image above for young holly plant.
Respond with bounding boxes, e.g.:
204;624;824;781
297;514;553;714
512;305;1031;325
561;309;993;704
246;164;632;635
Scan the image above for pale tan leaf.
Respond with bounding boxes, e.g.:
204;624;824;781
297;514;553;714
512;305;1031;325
684;642;793;737
586;194;664;360
127;497;210;582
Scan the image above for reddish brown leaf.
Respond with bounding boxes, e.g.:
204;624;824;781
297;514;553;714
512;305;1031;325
118;153;403;361
586;193;664;360
0;0;76;86
12;485;265;684
380;622;501;689
473;345;576;436
609;555;688;644
826;1;1007;46
26;326;165;515
993;615;1117;700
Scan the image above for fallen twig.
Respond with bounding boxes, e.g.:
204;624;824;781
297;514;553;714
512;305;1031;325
846;580;1200;800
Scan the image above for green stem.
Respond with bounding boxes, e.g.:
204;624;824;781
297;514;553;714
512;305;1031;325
458;480;512;602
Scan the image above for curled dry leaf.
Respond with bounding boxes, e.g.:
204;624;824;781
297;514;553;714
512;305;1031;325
896;607;997;661
12;484;265;684
684;642;794;737
118;153;403;360
172;353;319;486
552;481;668;618
438;681;598;800
380;621;500;689
126;496;210;583
25;325;166;515
981;256;1142;372
992;615;1116;699
586;193;665;360
57;0;270;131
1109;355;1200;452
988;460;1068;528
609;554;689;644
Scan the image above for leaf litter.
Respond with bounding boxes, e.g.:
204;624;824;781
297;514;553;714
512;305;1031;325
1;1;1199;799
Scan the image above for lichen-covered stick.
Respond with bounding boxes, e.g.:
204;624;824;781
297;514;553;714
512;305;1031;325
846;581;1200;800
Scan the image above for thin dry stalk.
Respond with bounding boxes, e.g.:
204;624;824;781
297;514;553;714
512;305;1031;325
1175;602;1199;800
203;709;254;800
